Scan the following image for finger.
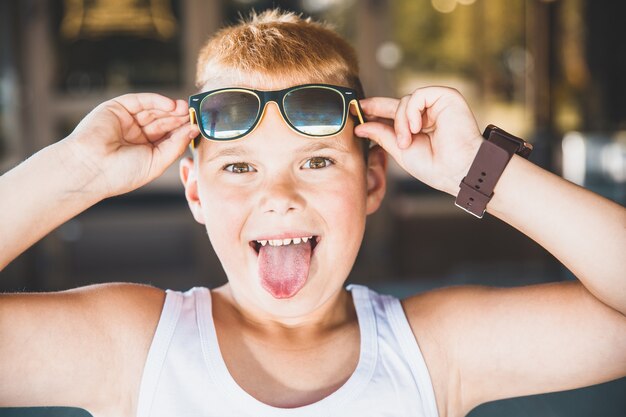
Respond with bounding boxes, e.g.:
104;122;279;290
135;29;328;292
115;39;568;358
364;115;395;127
406;94;424;135
143;115;190;142
359;97;400;120
172;99;190;116
356;121;435;176
153;123;200;168
135;109;166;127
354;121;401;160
406;86;464;131
121;122;144;144
394;96;412;149
406;90;434;134
136;110;188;129
113;93;178;115
350;102;394;127
135;102;189;127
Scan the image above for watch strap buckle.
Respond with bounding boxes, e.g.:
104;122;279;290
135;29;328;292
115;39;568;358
455;179;492;218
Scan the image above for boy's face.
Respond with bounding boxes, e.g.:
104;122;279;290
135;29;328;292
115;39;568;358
180;75;386;318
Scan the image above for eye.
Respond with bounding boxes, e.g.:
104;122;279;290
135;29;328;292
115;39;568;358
224;162;256;173
302;156;334;169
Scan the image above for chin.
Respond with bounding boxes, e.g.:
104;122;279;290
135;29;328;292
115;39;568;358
263;274;346;310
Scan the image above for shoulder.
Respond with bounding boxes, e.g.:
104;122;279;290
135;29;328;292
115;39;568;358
86;283;165;415
73;281;166;311
400;282;624;417
71;281;166;359
66;282;166;333
3;281;166;340
399;283;589;417
78;285;166;377
71;282;167;415
0;282;166;416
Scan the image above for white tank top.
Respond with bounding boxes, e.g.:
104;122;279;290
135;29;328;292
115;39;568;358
136;284;439;417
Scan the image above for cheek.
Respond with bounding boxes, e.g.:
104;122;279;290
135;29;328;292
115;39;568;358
315;168;368;245
317;184;367;281
324;181;366;220
197;178;250;260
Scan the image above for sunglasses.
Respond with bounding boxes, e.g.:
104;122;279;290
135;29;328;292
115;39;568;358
188;83;366;147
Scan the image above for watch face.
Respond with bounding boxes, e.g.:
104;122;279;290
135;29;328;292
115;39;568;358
483;124;533;159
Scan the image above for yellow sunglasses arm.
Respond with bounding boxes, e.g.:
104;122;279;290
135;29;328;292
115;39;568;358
349;99;365;125
189;108;198;150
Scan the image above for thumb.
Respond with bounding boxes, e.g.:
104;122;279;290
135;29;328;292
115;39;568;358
355;122;402;160
154;123;200;169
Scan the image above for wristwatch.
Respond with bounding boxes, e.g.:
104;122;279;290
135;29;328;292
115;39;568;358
455;124;533;218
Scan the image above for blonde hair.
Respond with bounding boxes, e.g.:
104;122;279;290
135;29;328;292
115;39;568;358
195;9;363;96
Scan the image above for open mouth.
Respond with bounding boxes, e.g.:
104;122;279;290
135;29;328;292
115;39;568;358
248;235;321;299
249;235;320;255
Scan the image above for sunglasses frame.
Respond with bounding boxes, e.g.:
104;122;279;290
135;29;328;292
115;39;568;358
188;83;366;148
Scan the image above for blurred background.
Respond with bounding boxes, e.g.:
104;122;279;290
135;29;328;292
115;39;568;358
0;0;624;416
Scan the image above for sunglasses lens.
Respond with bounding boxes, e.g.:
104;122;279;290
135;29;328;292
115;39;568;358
283;87;345;136
199;91;260;139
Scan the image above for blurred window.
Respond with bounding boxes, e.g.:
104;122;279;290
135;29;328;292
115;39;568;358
391;0;528;123
387;0;531;192
0;1;19;173
50;0;183;93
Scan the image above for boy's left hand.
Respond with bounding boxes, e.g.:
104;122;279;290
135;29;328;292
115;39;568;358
355;87;484;196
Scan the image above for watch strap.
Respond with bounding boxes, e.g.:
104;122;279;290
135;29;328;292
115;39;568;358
455;139;515;218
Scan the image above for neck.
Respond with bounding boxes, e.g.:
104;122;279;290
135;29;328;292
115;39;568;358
211;283;356;342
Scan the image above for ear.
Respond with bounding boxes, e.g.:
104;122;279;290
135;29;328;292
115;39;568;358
179;156;206;224
365;145;387;215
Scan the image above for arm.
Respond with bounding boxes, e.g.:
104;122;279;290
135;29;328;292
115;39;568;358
0;93;198;270
0;93;198;412
0;283;165;415
0;141;102;269
489;154;626;314
357;87;626;417
403;281;626;417
357;87;626;314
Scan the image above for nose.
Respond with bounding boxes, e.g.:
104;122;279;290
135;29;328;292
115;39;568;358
258;173;306;215
252;103;307;215
257;101;287;131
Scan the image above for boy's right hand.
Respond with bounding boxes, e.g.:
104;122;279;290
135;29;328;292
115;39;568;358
64;93;199;198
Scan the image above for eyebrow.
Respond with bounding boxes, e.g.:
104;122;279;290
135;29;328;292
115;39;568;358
205;147;250;162
297;139;351;154
205;139;351;162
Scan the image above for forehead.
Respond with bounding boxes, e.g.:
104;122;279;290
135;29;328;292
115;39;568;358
200;134;355;162
196;119;360;162
198;69;345;92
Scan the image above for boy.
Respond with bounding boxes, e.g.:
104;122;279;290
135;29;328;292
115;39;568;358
1;9;625;417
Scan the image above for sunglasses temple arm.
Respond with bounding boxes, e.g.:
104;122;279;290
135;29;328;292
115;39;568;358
188;108;201;150
349;99;366;124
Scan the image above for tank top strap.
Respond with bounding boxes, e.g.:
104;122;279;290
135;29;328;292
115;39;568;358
380;293;440;417
345;283;379;381
136;289;183;417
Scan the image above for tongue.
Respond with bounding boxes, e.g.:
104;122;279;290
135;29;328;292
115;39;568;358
258;242;312;299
